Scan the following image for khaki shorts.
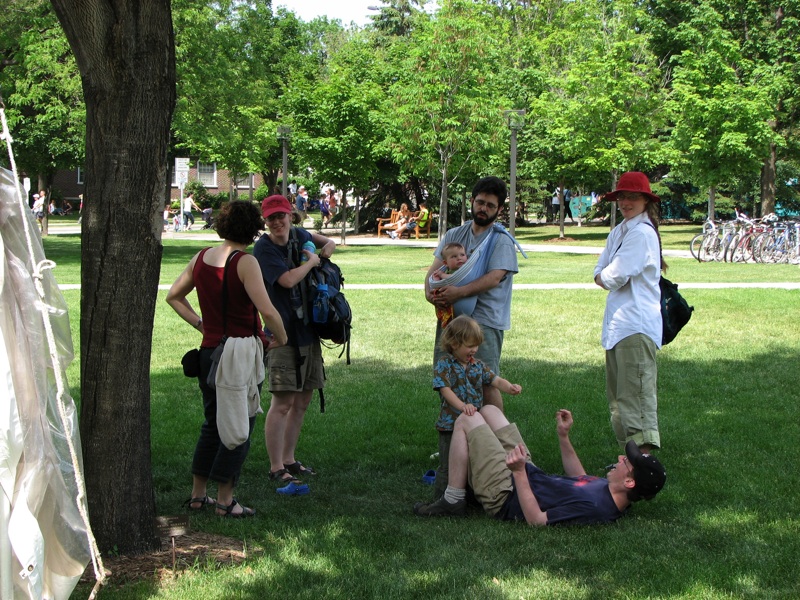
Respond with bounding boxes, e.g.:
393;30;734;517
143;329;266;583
267;343;325;392
467;423;527;516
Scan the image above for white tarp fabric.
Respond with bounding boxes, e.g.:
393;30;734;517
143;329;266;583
0;166;91;599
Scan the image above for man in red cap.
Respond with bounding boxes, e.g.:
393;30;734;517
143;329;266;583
413;405;666;523
593;172;666;453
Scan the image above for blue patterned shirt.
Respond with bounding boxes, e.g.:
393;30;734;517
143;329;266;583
433;354;496;431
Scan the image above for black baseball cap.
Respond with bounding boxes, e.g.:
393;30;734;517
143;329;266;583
625;440;666;501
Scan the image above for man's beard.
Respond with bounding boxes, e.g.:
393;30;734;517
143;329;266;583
473;210;498;227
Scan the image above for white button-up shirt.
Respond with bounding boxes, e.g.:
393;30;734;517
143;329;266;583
593;212;662;349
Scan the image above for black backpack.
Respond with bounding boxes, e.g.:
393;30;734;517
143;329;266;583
659;276;693;345
289;229;352;363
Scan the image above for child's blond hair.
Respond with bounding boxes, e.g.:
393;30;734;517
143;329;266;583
439;315;483;354
442;242;465;261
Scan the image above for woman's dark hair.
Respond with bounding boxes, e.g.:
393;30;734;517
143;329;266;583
214;201;264;245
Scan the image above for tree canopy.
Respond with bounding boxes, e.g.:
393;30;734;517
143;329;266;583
4;0;800;222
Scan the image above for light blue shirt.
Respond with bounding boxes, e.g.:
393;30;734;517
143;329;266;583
434;221;518;331
593;212;662;349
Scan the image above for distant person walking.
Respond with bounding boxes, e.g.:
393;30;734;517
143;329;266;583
183;193;200;230
295;186;309;223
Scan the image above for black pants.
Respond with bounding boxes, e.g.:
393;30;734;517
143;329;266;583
191;347;258;486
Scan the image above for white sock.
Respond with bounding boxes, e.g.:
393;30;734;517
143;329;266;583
443;486;466;504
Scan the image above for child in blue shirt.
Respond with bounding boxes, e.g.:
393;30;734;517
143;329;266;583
431;315;522;497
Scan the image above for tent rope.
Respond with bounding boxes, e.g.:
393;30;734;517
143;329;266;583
1;94;107;596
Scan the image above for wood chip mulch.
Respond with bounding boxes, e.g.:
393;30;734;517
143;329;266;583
79;531;262;587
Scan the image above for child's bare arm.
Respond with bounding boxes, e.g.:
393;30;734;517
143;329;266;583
492;376;522;395
439;386;477;416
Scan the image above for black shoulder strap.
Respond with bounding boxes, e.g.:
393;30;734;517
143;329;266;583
288;227;301;267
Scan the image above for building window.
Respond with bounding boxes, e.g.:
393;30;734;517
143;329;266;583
235;173;254;189
198;162;217;188
77;167;84;185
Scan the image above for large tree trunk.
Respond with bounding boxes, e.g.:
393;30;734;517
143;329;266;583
51;0;175;554
761;142;777;217
438;162;449;239
708;185;716;220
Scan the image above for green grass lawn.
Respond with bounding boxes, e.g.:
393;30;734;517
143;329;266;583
46;234;800;600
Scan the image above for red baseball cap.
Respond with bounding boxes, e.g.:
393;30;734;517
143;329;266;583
261;195;293;219
603;172;660;202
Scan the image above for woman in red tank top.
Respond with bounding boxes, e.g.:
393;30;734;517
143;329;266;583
167;201;287;517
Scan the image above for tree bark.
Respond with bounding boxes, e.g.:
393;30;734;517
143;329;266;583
438;162;449;240
50;0;175;554
708;185;716;220
761;142;777;217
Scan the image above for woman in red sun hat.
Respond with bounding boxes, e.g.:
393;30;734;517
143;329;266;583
593;172;667;454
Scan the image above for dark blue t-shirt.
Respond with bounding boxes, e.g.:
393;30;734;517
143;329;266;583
253;227;317;347
496;463;624;525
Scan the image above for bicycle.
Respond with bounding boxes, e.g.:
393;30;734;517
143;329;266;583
726;213;775;263
690;219;723;262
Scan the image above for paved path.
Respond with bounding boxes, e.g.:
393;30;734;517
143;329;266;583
47;223;695;259
47;223;800;291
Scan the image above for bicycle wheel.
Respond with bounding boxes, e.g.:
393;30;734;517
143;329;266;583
773;235;790;263
690;234;705;262
707;234;723;261
755;232;775;263
724;234;739;262
733;233;755;262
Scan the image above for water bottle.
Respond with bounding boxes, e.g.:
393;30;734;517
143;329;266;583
300;241;317;263
312;283;329;324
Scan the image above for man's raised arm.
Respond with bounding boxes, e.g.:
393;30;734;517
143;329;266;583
556;410;586;477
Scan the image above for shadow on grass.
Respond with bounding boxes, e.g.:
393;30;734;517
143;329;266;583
124;345;800;599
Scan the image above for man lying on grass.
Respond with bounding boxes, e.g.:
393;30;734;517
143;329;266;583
413;407;666;524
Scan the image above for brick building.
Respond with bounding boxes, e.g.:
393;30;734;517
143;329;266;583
51;162;265;203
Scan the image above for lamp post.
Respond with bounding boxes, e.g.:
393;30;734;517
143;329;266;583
504;109;526;236
277;125;291;197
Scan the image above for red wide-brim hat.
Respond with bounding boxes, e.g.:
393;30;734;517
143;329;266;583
603;171;660;202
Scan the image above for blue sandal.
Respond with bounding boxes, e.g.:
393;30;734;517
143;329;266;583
276;481;310;496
